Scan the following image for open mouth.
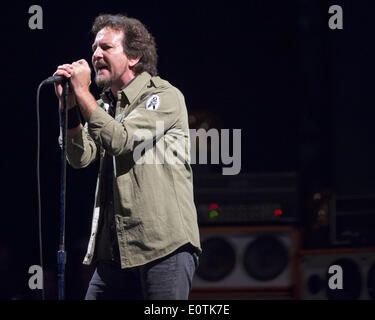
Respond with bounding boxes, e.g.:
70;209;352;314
95;62;110;74
97;66;109;74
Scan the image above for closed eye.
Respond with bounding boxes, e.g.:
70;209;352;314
92;43;112;53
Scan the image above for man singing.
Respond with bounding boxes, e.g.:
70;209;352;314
54;14;201;300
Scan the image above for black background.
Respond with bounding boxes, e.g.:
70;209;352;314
1;0;375;300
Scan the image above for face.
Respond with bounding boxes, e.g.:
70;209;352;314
91;27;136;89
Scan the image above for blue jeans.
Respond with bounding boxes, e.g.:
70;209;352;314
85;245;199;300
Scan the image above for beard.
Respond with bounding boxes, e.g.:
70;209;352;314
94;72;112;88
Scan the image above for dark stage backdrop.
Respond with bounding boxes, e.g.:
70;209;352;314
1;0;375;300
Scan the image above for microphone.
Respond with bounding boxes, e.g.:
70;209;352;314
43;75;69;85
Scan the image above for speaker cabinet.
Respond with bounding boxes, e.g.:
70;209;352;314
191;226;300;298
298;248;375;300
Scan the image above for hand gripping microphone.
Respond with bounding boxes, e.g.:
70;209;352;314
42;75;69;85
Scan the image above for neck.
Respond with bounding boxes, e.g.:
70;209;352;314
110;70;136;97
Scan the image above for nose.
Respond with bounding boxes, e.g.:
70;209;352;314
92;46;103;61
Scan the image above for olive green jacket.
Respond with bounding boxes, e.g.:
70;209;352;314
65;71;201;268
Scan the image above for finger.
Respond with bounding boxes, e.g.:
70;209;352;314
57;65;73;73
73;59;87;65
54;82;62;90
53;69;72;78
57;63;73;69
54;69;71;76
56;69;73;78
59;64;72;68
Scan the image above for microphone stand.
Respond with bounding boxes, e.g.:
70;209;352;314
57;80;69;300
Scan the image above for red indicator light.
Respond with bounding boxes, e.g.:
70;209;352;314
209;203;219;219
274;209;282;216
210;203;218;211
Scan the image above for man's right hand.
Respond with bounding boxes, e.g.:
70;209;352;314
54;64;77;110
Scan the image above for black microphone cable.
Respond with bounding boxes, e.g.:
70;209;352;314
36;75;69;300
36;80;46;300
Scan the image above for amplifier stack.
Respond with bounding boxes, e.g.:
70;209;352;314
191;172;375;299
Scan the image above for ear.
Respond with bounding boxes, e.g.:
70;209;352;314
128;56;141;67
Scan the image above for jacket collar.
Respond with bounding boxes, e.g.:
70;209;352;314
100;71;152;105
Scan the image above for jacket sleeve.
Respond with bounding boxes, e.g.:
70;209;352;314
87;87;183;157
59;122;100;168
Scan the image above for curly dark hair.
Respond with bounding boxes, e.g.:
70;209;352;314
91;14;158;76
